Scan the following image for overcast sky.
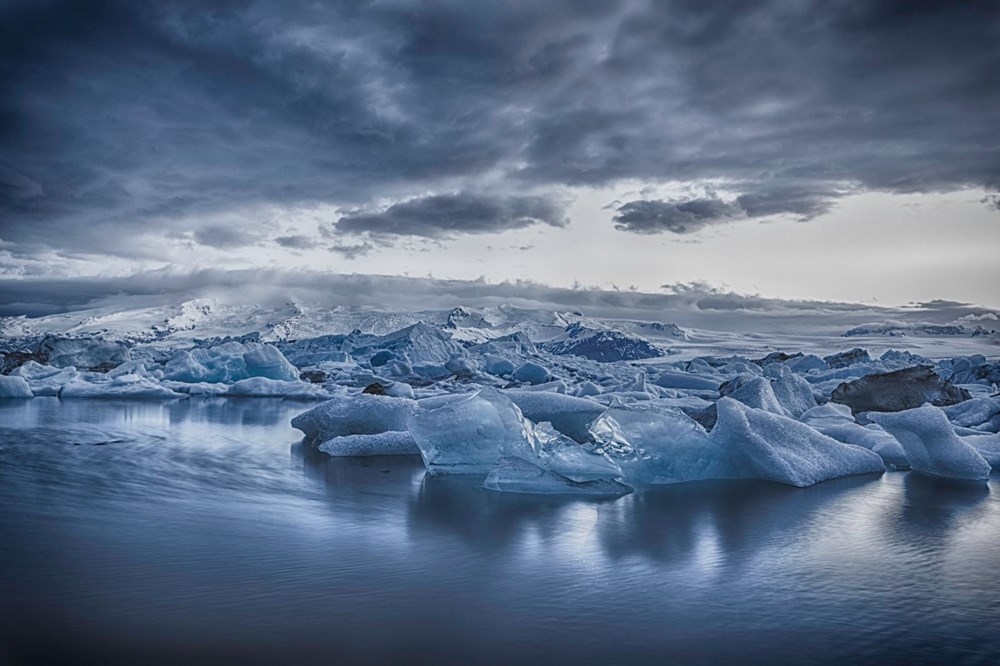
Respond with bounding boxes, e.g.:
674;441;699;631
1;0;999;311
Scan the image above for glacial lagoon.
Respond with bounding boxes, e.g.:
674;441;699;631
1;398;998;665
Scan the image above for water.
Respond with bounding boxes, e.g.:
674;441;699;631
1;398;998;665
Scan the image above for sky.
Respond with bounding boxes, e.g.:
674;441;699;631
1;0;999;314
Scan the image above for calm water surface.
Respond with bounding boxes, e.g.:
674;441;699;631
1;398;998;665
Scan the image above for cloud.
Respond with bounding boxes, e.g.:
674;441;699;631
336;192;567;238
614;182;851;234
0;1;998;262
328;242;374;260
612;198;742;234
274;234;316;250
982;194;1000;212
193;226;260;249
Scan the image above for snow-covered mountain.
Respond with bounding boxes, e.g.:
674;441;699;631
844;324;998;338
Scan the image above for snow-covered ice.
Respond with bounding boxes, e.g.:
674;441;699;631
869;406;991;481
0;375;33;398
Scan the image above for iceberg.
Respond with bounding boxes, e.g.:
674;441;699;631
0;375;33;399
482;354;515;377
506;390;607;442
527;421;623;482
483;456;632;496
227;377;331;399
869;406;991;481
317;431;420;457
163;341;300;384
800;403;909;468
942;396;1000;429
709;398;886;487
652;369;720;391
588;401;716;485
962;433;1000;467
58;374;181;399
34;335;130;370
291;394;418;446
408;388;530;474
723;376;789;416
511;362;552;385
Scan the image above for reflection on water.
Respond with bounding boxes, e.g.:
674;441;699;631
1;398;998;665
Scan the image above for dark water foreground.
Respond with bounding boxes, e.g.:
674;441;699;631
1;398;998;665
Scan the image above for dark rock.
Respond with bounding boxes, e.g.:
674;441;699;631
362;382;387;395
823;348;871;369
87;362;120;373
831;366;970;414
1;350;44;375
753;351;803;366
300;370;328;384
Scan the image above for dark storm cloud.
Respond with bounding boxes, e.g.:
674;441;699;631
1;0;998;260
336;193;568;239
193;226;259;249
274;235;315;250
328;242;373;260
614;183;846;233
612;198;742;234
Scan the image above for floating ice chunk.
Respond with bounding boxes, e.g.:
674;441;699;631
482;354;515;377
161;380;230;396
227;377;330;399
35;335;130;370
410;362;451;379
242;344;300;380
575;381;603;397
292;394;418;446
511;379;568;394
483;457;632;496
785;354;828;373
163;341;299;384
942;396;1000;428
0;375;33;399
962;433;1000;467
444;355;478;377
800;403;908;468
318;431;420;457
869;406;991;481
408;388;531;474
711;398;886;487
382;381;415;399
588;401;715;485
769;371;818;418
531;421;622;482
506;390;606;442
58;374;181;399
512;362;552;385
723;376;788;416
11;362;79;396
799;402;854;424
652;369;720;391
